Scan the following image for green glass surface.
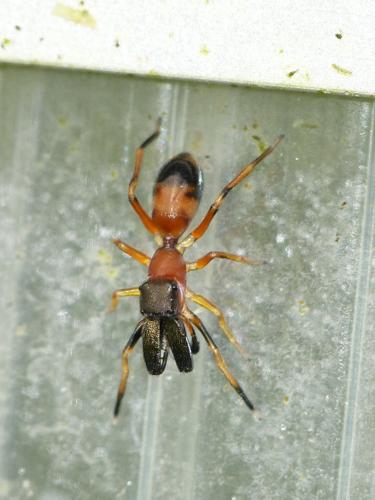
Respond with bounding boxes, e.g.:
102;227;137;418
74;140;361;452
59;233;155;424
0;65;374;500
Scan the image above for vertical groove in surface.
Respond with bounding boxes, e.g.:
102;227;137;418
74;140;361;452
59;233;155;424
184;91;244;500
136;83;184;500
136;375;163;500
336;103;375;500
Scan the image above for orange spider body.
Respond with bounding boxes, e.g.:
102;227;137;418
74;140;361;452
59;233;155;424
147;152;203;313
110;119;283;419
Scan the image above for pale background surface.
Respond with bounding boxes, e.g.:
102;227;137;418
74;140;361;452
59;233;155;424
0;0;374;96
0;65;374;500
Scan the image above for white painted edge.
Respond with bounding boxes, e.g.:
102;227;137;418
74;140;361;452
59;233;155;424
0;0;374;97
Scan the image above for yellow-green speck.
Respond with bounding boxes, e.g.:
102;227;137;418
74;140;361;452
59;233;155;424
283;395;289;405
252;135;267;154
293;119;319;129
331;63;352;76
148;69;161;77
200;44;210;56
335;32;343;39
58;116;68;127
15;324;27;337
287;69;299;78
53;3;96;29
1;38;11;49
106;267;119;280
97;248;112;265
68;141;79;154
301;123;318;129
97;248;119;280
298;299;310;316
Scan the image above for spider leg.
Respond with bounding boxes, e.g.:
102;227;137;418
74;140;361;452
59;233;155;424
184;309;256;412
186;251;266;271
128;119;162;236
113;239;151;266
114;320;144;419
108;287;140;313
183;318;200;354
186;289;250;360
177;135;283;251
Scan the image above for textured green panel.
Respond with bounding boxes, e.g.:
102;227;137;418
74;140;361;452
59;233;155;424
0;65;373;500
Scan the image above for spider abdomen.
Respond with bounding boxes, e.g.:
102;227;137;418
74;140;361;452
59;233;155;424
152;153;203;238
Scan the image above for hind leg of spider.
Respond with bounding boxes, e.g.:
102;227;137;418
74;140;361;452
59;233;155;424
113;239;151;266
114;321;144;419
187;251;266;271
177;135;283;252
183;319;200;354
128;119;162;236
185;310;256;413
108;287;140;313
186;289;250;360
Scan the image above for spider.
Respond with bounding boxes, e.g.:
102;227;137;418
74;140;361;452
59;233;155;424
109;119;283;418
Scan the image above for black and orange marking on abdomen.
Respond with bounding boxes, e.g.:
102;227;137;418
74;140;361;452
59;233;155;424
152;153;203;238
